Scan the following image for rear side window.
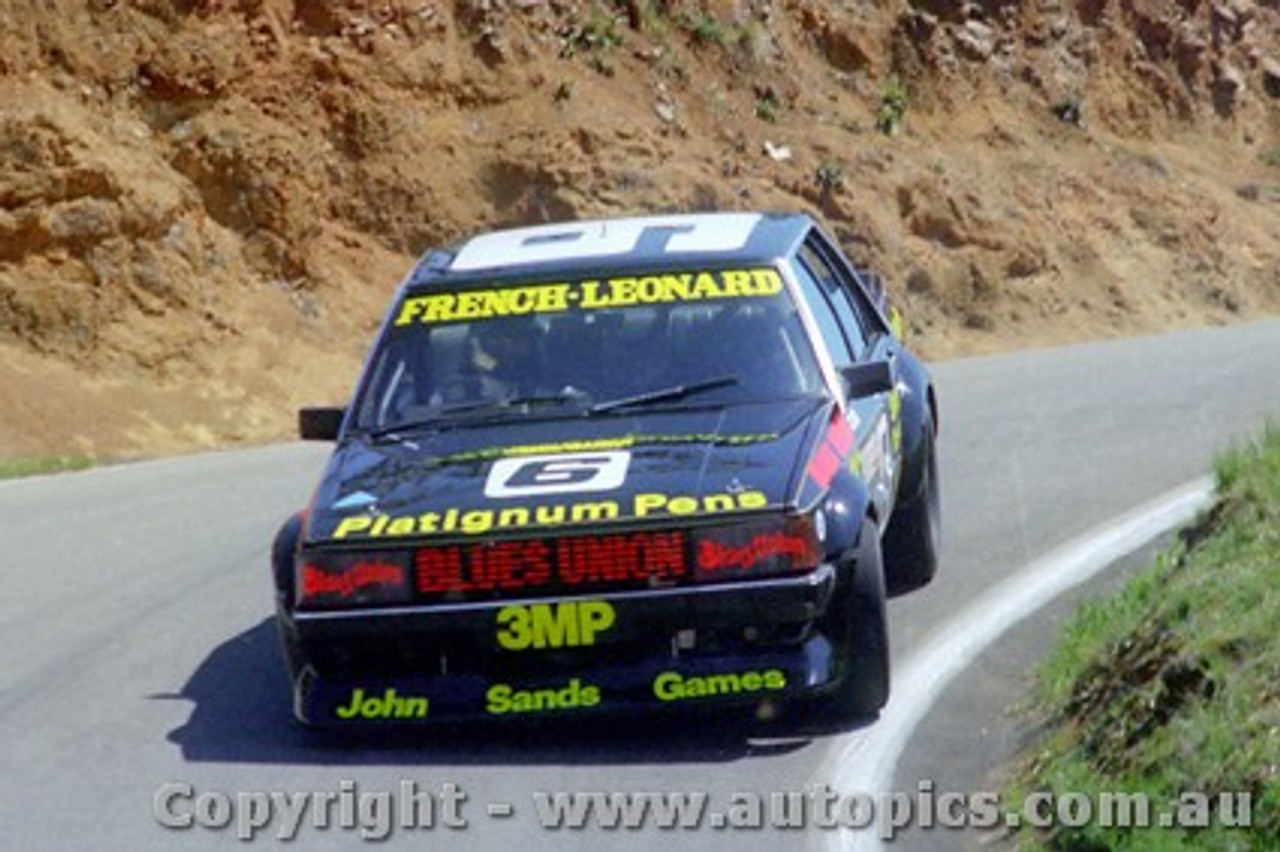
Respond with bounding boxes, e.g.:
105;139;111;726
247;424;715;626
790;258;855;366
804;232;891;341
798;243;871;360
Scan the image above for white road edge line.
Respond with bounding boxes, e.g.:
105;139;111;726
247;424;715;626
827;476;1215;852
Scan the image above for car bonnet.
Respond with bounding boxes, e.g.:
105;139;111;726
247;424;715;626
304;398;830;545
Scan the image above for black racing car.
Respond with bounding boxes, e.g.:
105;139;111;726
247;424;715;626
272;211;940;729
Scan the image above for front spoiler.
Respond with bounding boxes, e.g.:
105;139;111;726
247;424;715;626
288;566;841;725
294;635;836;725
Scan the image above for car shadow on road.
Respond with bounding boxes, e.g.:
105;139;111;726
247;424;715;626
164;618;871;766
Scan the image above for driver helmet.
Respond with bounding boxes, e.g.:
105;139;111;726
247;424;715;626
467;316;543;387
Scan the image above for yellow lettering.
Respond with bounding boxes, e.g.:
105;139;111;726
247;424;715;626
634;493;667;517
486;684;513;714
529;603;577;648
749;268;783;295
662;274;693;301
497;506;530;528
333;517;372;539
486;679;600;714
331;492;770;541
334;687;429;719
653;672;683;702
702;494;735;512
386;517;417;536
579;601;615;641
506;288;535;314
534;504;566;525
668;496;699;515
635;276;665;303
495;606;531;651
394;269;784;328
455;291;485;320
608;277;638;306
394;297;426;326
461;510;493;535
570;501;620;523
495;601;616;651
651;669;787;703
537;284;571;312
719;269;751;296
578;280;607;308
423;295;456;321
689;271;725;299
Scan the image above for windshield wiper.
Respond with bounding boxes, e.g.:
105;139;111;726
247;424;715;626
589;376;739;414
504;389;590;409
365;389;589;440
364;417;448;441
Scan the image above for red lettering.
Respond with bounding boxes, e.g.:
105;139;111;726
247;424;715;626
515;539;552;587
696;533;810;573
417;532;688;595
415;547;464;594
559;532;688;584
418;541;552;594
557;538;591;584
647;533;686;579
303;561;405;598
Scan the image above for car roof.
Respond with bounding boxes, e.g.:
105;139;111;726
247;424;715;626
404;211;814;289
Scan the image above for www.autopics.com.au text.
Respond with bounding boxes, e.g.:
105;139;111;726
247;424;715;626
152;779;1253;842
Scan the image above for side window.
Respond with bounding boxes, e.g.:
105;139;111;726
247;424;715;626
804;231;893;341
798;243;871;360
791;258;855;366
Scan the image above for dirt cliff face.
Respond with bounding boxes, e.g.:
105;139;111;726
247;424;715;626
1;0;1278;458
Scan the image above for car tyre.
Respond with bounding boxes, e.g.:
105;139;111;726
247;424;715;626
884;413;940;597
799;518;889;731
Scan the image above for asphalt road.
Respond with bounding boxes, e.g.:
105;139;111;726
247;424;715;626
3;318;1279;851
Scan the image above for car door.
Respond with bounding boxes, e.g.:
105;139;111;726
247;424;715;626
794;232;902;522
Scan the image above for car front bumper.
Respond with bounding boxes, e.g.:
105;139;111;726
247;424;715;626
286;564;843;724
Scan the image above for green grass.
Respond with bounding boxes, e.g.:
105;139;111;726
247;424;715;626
0;455;95;479
1008;424;1280;850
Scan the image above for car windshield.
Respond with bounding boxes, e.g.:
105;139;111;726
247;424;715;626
350;265;825;433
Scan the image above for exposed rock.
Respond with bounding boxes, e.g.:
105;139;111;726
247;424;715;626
2;0;1280;457
1212;61;1247;114
1262;57;1280;97
955;19;996;61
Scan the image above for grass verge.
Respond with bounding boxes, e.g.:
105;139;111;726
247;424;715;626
0;455;95;480
1006;425;1280;849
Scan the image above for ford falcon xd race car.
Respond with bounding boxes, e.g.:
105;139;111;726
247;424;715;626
272;211;940;729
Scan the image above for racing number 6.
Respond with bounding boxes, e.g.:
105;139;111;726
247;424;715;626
484;451;631;498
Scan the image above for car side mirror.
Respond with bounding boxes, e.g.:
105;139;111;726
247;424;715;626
299;406;345;441
839;361;893;400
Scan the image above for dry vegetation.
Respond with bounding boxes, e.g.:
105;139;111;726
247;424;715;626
1;0;1278;459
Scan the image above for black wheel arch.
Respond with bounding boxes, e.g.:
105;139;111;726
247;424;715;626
891;348;937;507
819;466;875;565
272;512;305;607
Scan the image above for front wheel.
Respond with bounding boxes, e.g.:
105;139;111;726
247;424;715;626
884;413;941;597
798;518;889;731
